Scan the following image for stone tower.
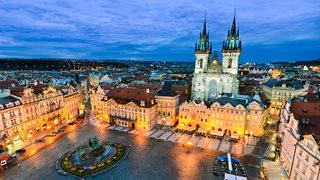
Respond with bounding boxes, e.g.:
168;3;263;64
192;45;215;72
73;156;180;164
222;10;241;75
194;14;212;74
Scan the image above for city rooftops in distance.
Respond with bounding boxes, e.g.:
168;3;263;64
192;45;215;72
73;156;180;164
262;79;305;89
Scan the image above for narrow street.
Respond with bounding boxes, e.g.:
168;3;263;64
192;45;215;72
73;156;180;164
242;116;278;179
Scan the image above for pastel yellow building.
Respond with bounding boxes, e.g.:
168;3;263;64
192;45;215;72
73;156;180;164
155;82;180;126
179;96;268;137
91;87;157;131
0;84;82;147
262;79;308;115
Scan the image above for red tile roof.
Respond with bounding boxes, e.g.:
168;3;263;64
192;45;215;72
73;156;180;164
105;87;156;107
0;80;20;88
10;87;25;97
291;93;320;138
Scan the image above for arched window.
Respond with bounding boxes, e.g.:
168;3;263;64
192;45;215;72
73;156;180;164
228;58;232;68
200;59;203;68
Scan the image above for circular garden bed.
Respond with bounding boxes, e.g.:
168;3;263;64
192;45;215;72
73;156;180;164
58;142;127;177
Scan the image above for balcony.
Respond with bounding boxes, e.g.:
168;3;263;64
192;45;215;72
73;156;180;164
40;106;63;116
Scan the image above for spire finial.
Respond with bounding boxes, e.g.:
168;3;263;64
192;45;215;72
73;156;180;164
202;12;207;36
231;8;237;35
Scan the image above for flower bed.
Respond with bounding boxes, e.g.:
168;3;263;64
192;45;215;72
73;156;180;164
59;143;126;177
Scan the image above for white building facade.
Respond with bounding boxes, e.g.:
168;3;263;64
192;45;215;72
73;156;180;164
191;15;241;102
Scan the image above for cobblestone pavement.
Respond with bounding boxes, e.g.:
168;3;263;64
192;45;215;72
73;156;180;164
90;117;260;155
0;110;269;180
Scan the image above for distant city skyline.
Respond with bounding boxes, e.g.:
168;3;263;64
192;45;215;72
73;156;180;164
0;0;319;63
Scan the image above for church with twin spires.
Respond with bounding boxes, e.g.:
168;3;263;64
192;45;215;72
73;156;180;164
191;13;241;102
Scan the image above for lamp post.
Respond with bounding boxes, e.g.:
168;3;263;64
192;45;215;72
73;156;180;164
186;141;192;153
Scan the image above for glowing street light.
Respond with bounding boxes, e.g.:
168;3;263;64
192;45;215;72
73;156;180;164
186;141;192;153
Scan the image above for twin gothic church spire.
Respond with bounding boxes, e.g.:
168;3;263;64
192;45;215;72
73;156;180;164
223;9;242;52
195;13;212;53
195;10;241;54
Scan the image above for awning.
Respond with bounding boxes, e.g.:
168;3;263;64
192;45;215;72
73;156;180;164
231;133;240;140
197;128;209;134
210;130;224;137
180;126;194;131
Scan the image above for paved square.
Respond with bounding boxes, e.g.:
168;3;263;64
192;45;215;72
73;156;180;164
150;129;165;138
158;131;174;140
244;144;255;154
167;133;182;142
177;134;192;144
219;141;231;152
196;137;211;148
143;128;157;136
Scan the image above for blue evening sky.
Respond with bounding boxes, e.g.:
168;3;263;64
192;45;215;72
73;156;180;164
0;0;319;63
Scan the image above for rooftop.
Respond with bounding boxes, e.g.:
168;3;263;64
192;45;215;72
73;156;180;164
105;87;155;107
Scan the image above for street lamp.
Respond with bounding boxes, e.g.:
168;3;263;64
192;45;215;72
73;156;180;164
186;141;192;153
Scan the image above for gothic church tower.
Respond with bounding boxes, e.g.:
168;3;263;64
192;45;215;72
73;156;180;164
222;11;241;75
194;14;212;74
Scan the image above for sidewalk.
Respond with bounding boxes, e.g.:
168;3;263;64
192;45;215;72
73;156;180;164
6;123;68;154
0;121;85;173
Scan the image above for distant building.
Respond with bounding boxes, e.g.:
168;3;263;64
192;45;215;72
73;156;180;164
278;92;320;179
262;79;308;115
191;14;240;102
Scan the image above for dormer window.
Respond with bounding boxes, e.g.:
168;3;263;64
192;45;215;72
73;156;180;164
141;101;145;107
151;100;154;105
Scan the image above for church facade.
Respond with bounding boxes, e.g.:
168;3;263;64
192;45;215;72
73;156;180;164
191;14;241;102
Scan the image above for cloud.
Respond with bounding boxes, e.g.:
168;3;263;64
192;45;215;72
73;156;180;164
0;0;319;62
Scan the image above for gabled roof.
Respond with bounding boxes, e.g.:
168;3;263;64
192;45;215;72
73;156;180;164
105;87;155;108
0;95;22;109
156;82;177;97
0;80;20;89
263;79;304;90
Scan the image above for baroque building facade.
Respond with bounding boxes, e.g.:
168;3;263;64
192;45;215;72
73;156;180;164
278;92;320;180
262;79;308;116
191;14;240;102
0;84;83;148
179;95;268;137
